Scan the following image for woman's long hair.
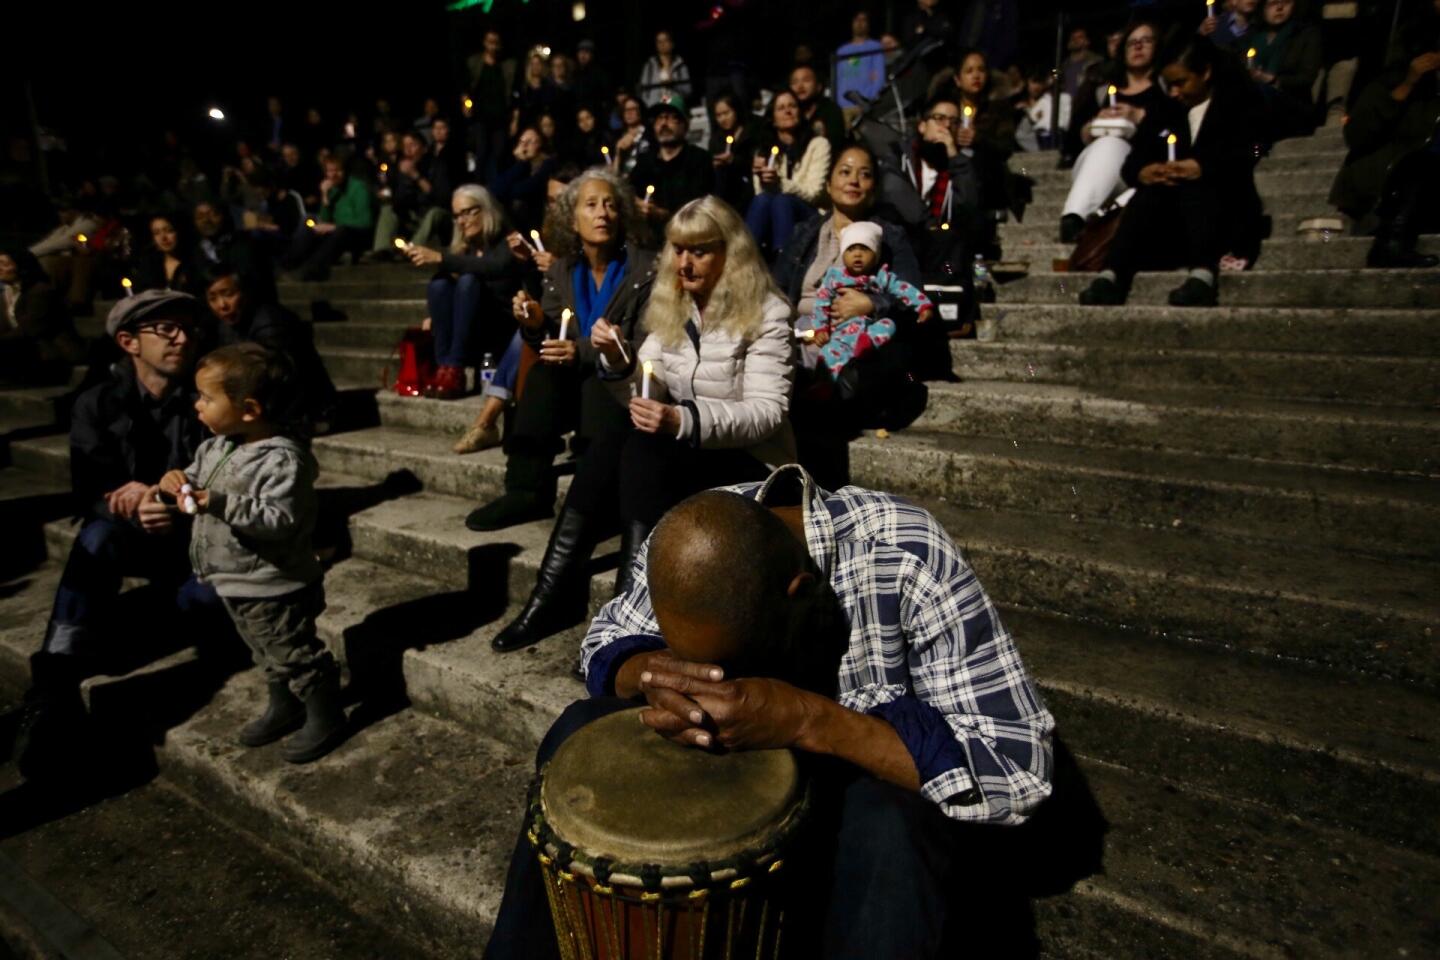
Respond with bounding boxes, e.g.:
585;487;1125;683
641;196;784;349
760;90;813;159
448;183;505;254
539;166;648;259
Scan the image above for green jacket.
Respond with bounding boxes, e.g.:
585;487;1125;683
320;177;375;231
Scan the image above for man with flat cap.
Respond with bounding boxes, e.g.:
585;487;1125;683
13;289;214;778
627;93;714;228
485;463;1054;959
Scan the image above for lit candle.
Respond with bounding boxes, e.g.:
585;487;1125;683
768;145;779;169
1206;0;1215;14
601;145;611;164
380;162;389;173
463;96;474;112
962;105;974;129
797;328;816;341
559;307;572;341
641;360;653;400
644;184;655;202
305;218;316;229
1247;47;1257;70
1107;85;1117;109
120;277;134;297
724;134;734;157
76;234;88;245
940;222;951;231
394;237;408;250
530;229;545;253
1166;133;1177;163
610;327;630;364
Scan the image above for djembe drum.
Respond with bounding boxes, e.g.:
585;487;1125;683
528;708;809;960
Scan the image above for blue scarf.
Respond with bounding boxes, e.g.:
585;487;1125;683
571;250;629;337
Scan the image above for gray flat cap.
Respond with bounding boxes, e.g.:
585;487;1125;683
105;288;200;337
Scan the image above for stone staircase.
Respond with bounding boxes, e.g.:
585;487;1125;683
2;122;1438;958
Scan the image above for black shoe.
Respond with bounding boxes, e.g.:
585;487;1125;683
492;508;594;652
878;379;929;432
1366;242;1439;269
238;680;306;748
465;492;552;532
1167;277;1218;307
1078;276;1125;306
1059;214;1085;244
613;521;652;599
13;653;88;780
281;674;347;764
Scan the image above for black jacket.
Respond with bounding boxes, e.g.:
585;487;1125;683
774;214;923;319
628;144;714;221
215;302;339;430
526;245;658;379
69;361;206;522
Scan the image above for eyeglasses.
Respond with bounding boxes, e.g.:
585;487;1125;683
454;206;484;220
133;320;193;341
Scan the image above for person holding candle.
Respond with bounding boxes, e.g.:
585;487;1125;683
628;94;714;229
746;90;832;262
708;92;756;213
1080;36;1265;308
1200;0;1260;54
1245;0;1323;143
466;169;656;646
1057;19;1165;245
281;156;376;283
491;126;557;236
403;185;521;401
881;93;983;274
941;48;1017;253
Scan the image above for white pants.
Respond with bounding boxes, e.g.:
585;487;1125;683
1062;135;1132;219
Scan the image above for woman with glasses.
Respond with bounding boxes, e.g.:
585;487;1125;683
1058;20;1165;244
405;184;521;399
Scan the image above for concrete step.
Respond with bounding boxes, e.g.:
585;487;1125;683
312;347;399;392
375;390;491;433
948;339;1438;406
849;431;1440;561
1008;149;1343;183
999;211;1345;249
975;303;1440;357
995;268;1440;308
1026;169;1335;207
1022;191;1336;224
0;385;75;428
914;380;1439;476
313;426;514;502
993;235;1440;272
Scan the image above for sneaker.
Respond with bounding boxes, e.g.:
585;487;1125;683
1167;277;1219;307
1078;276;1125;306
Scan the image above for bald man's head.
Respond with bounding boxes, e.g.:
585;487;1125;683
647;491;811;666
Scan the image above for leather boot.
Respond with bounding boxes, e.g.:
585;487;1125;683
281;673;347;764
465;438;556;532
238;680;306;748
492;508;593;652
613;521;652;599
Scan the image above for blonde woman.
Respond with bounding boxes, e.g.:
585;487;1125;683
595;195;796;590
405;184;520;400
746;90;832;259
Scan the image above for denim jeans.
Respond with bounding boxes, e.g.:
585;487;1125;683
45;518;218;659
745;191;816;257
427;274;486;368
483;697;988;960
481;330;524;401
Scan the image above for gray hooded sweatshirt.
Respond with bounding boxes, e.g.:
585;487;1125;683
184;434;322;598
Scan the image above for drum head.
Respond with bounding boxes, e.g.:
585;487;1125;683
542;708;801;866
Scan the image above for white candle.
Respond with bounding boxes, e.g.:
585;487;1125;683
120;277;135;298
1107;85;1117;109
641;360;653;399
1206;0;1215;14
645;184;655;202
530;229;545;252
724;135;734;157
610;327;629;364
961;105;973;130
180;483;197;515
1247;47;1256;70
1166;133;1177;163
797;328;816;341
559;308;571;341
393;237;408;250
768;145;779;169
943;182;953;223
601;145;611;165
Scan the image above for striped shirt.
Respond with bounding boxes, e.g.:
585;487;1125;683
580;464;1054;825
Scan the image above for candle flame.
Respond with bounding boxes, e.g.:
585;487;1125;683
799;329;816;340
463;97;474;110
121;277;132;289
305;219;316;228
645;184;655;197
561;308;573;322
380;162;389;173
601;145;610;154
940;222;951;231
530;229;541;242
1247;48;1257;58
1166;134;1177;144
963;105;974;117
642;360;654;376
770;145;779;155
394;238;408;249
725;135;734;145
76;234;88;244
1107;85;1117;96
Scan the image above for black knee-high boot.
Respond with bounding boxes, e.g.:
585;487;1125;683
492;508;594;652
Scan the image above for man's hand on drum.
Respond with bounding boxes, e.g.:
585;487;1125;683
633;655;816;752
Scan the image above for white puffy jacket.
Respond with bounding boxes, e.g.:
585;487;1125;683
634;292;797;467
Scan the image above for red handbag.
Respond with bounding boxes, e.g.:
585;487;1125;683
391;327;435;397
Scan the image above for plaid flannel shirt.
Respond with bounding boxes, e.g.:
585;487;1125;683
580;464;1055;825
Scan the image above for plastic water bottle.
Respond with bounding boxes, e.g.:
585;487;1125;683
479;353;496;389
973;255;995;304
